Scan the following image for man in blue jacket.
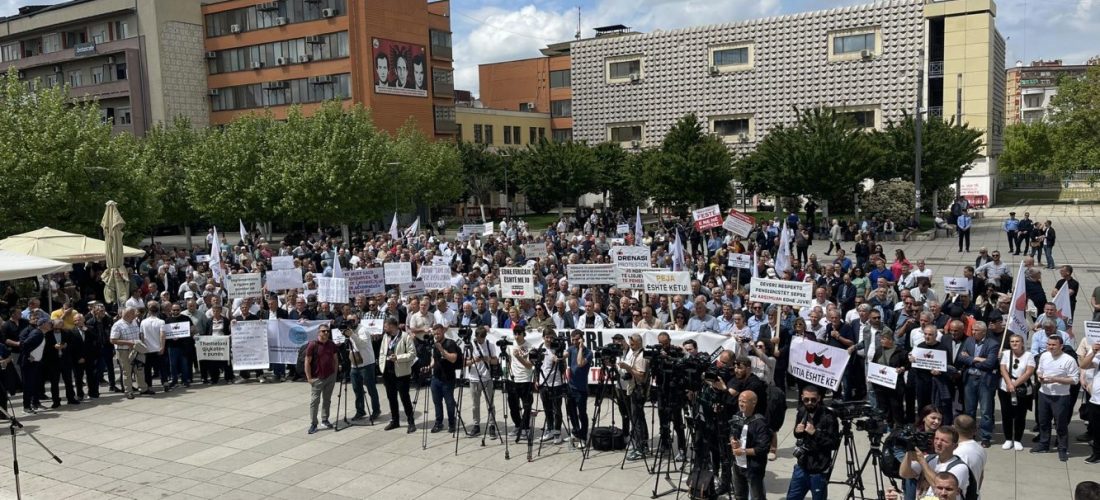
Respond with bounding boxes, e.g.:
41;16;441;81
957;321;1000;447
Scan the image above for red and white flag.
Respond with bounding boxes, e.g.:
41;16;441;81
1052;282;1074;338
1007;261;1028;336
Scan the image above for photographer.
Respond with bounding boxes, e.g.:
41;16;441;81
379;317;417;433
537;327;567;444
729;390;771;500
654;332;689;461
565;329;592;447
785;385;840;500
463;326;499;438
346;314;381;421
618;333;649;461
899;426;973;500
507;326;535;442
429;323;461;434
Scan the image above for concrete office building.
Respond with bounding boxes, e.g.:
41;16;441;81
1005;59;1092;125
202;0;456;138
0;0;210;136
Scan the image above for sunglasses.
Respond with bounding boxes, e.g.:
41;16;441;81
1012;359;1019;370
801;397;820;404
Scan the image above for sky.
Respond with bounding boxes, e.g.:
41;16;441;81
4;0;1097;98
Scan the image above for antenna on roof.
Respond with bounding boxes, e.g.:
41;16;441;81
575;6;581;40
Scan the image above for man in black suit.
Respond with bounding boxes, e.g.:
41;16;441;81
911;323;955;423
70;314;100;399
86;303;118;392
42;319;79;408
19;317;48;414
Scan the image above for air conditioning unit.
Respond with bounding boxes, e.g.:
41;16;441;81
309;75;333;84
525;102;536;110
630;140;641;148
299;54;311;62
274;17;288;26
257;1;279;11
860;49;873;60
274;56;287;66
208;88;220;96
230;24;241;34
304;0;320;3
205;51;217;60
251;60;263;70
321;8;336;18
629;73;640;83
305;35;323;45
708;65;719;75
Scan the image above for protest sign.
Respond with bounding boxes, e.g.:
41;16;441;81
500;267;535;299
722;209;755;237
271;256;294;270
316;277;349;304
727;253;753;270
401;280;425;296
196;336;230;362
616;267;653;290
384;262;413;285
567;264;617;285
164;322;191;340
195;254;211;263
265;269;302;291
643;271;691;295
483;222;494;236
610;246;650;269
692;204;723;231
358;318;385;340
787;337;850;391
462;224;483;237
942;277;972;295
749;278;813;308
1084;322;1100;345
266;319;331;365
232;321;270;370
910;347;948;372
225;272;263;299
523;243;548;259
419;265;451;290
616;223;630;235
867;361;899;389
346;268;385;296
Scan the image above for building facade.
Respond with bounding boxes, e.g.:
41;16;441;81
455;106;550;149
0;0;210;136
202;0;456;138
1005;60;1091;125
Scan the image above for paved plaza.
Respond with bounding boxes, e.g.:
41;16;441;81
1;203;1097;500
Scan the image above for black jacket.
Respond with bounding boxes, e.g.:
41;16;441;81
729;374;769;417
792;405;840;474
729;412;772;472
42;330;78;367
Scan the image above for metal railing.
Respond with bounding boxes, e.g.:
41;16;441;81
928;60;944;78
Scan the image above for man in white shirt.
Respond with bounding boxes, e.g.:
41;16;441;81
1081;342;1100;464
900;426;971;499
506;327;535;441
952;415;986;489
1031;333;1080;461
346;315;381;421
110;307;147;399
139;302;167;394
464;326;499;438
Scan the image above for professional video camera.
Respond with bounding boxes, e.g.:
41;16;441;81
703;364;732;383
545;333;568;357
495;337;513;349
457;326;473;344
888;424;934;452
528;347;547;365
828;400;888;435
594;343;623;363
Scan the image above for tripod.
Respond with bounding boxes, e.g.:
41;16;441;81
333;369;351;432
1;367;62;500
534;351;572;459
526;355;546;463
650;373;688;498
831;420;892;500
418;369;431;450
465;339;505;449
499;346;512;460
579;358;620;471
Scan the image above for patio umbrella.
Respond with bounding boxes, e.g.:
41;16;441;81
0;250;71;281
100;201;131;305
0;227;143;264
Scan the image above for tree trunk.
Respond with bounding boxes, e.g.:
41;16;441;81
932;189;940;216
341;224;350;244
822;199;830;228
184;225;193;249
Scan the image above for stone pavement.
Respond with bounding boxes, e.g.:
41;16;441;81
9;204;1085;500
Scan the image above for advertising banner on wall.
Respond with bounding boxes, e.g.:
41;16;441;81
372;38;428;97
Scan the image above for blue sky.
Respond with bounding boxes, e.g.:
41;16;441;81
5;0;1097;97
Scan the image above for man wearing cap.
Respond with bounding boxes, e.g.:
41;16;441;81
1003;212;1020;255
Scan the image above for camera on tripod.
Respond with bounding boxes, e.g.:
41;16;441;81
528;347;547;365
495;337;513;349
545;333;567;357
594;343;622;363
457;326;473;343
703;364;731;383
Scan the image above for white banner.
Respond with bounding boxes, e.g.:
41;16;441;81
231;321;270;371
610;245;650;269
164;322;191;340
419;265;451;291
616;267;652;290
567;264;617;285
749;278;813;308
271;256;294;270
225;272;263;300
469;327;743;361
692;204;723;231
942;277;972;295
267;319;332;365
867;361;899;389
727;253;753;270
500;267;535;299
722;209;755;237
1084;321;1100;346
483;221;494;236
523;243;548;259
401;280;425;297
787;337;850;391
616;223;630;235
384;262;413;285
196;335;230;362
643;271;691;295
265;269;302;291
462;224;484;237
316;277;349;304
346;268;385;297
910;347;948;372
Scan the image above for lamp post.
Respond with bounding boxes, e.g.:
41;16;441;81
499;150;511;217
386;161;401;214
912;50;925;226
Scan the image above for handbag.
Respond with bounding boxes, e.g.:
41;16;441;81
1030;240;1042;249
1014;380;1032;398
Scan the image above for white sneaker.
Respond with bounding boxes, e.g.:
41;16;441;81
1013;441;1024;451
1002;440;1014;450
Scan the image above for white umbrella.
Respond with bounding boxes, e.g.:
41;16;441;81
0;226;144;264
0;250;71;281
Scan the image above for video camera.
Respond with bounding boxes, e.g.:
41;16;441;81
664;351;710;393
888;424;934;452
528;347;547;365
495;337;513;349
545;333;568;357
703;364;731;383
457;326;473;344
594;343;622;363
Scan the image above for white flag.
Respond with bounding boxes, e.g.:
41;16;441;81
389;213;399;240
404;217;420;239
671;229;686;272
634;207;644;247
238;219;248;244
332;250;344;279
752;248;759;280
1007;261;1028;336
1052;282;1074;337
774;221;791;275
210;226;225;284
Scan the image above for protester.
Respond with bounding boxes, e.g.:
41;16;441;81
304;324;339;434
379;317;417;433
428;323;460;434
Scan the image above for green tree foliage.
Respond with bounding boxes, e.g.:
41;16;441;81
644;113;733;211
392;120;463;216
513;139;597;214
592;141;645;209
1050;65;1100;174
129;118;202;230
185;112;279;226
1000;121;1056;175
873;115;983;201
0;69;158;240
456;141;504;206
861;180;916;223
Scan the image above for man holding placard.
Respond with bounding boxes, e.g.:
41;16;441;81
911;324;954;422
163;304;194;389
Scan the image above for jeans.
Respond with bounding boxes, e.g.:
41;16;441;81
963;376;996;442
507;381;534;430
733;465;766;500
309;374;336;426
1037;392;1072;451
430;377;456;428
566;386;589;440
168;346;192;385
785;464;829;500
468;377;495;426
349;364;381;417
1043;246;1055;268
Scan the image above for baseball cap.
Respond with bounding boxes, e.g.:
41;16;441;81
611;333;625;341
184;292;196;299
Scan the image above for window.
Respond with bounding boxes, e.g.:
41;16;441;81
90;24;108;44
504;126;512;145
484;125;494;145
551;99;571;118
204;0;348;37
513;126;522;145
538;127;545;139
836;107;878;130
519;102;535;112
209;73;352;112
608;124;642;144
434;106;456;134
549;69;571;88
709;42;754;71
530;127;537;144
112;21;130;40
552;128;572;142
91;66;104;84
208;31;350;75
117;107;132;125
430;29;452;60
1;43;19;62
45;74;60;88
42;34;62;54
607;57;642;82
68;70;83;87
711;115;754;142
474;124;483;144
432;68;453;96
828;27;880;61
1023;94;1043;108
115;63;128;80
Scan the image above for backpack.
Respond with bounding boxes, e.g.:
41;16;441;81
686;466;716;500
939;455;979;500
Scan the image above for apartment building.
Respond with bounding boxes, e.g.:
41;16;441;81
1005;59;1092;125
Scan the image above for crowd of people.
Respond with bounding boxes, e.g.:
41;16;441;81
0;205;1097;500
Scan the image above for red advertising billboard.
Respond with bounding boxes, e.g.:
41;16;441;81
372;38;427;97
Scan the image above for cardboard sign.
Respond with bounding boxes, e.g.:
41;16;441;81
616;266;653;290
722;209;755;237
231;321;270;371
316;277;349;304
642;271;691;295
271;256;294;270
164;322;191;340
346;268;385;297
942;277;972;295
567;264;617;285
196;336;230;362
523;243;548;259
867;361;899;389
727;253;753;270
499;267;535;299
384;262;413;285
225;272;263;299
610;245;650;269
1084;321;1100;346
419;265;451;291
910;347;948;372
748;278;813;308
401;280;425;297
692;204;723;231
483;221;494;236
787;337;850;391
616;223;630;235
265;269;302;291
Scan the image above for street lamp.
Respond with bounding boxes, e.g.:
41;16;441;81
498;150;511;217
386;161;401;213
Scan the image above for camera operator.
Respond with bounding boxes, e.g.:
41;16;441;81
429;323;461;434
729;390;771;500
697;350;737;496
610;333;634;441
463;326;499;438
507;326;535;442
785;385;840;500
618;333;649;461
379;317;417;433
345;314;381;421
537;327;567;444
651;332;689;461
566;329;592;447
899;426;972;500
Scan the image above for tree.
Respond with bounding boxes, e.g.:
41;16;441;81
512;139;597;214
456;141;504;217
861;180;916;223
873;114;983;209
1050;65;1100;174
392;120;463;219
185;112;280;227
1000;121;1056;175
129;118;203;245
644;113;733;211
591;141;645;210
